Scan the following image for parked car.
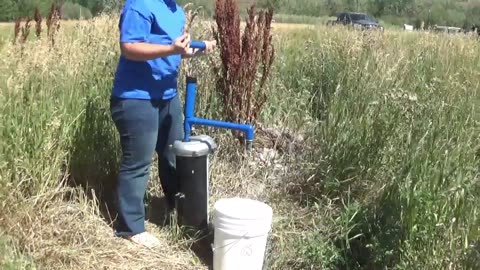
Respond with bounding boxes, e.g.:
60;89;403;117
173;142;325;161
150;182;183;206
329;12;384;31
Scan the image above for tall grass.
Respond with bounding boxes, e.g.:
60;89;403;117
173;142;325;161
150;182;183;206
272;29;480;269
0;14;479;270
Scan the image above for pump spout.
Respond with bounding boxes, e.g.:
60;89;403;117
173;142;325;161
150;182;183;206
245;140;253;151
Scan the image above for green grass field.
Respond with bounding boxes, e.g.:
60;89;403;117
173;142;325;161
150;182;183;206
0;14;479;270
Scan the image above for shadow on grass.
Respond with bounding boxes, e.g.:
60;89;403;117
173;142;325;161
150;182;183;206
67;96;120;228
190;229;214;270
147;195;214;268
145;195;169;227
332;183;405;270
291;181;406;270
464;240;480;270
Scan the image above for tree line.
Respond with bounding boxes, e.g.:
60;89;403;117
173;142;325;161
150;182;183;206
0;0;122;21
1;0;479;28
180;0;480;29
260;0;480;28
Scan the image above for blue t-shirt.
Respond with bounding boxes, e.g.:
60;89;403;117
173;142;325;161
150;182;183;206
112;0;185;100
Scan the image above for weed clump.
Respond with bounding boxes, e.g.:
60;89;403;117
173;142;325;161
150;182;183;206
20;18;32;45
213;0;275;137
13;17;21;44
34;7;42;39
47;3;61;46
12;4;60;47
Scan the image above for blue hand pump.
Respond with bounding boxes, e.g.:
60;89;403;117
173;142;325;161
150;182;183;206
173;40;255;234
184;41;255;150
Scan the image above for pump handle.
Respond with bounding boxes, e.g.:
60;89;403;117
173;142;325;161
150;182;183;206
190;41;206;50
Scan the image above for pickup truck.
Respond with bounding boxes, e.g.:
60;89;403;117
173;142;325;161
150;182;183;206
327;12;384;31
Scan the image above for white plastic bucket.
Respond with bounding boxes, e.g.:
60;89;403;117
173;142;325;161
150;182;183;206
212;197;273;270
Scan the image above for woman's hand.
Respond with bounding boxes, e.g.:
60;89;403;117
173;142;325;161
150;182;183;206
182;40;217;58
171;34;191;54
120;34;191;61
204;40;217;54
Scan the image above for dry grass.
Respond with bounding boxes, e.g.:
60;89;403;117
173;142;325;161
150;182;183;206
0;20;315;33
0;15;212;270
0;189;206;270
0;147;290;269
270;23;316;29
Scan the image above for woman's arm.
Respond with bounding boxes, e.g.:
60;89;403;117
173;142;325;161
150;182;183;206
119;7;191;62
121;43;176;61
121;34;191;61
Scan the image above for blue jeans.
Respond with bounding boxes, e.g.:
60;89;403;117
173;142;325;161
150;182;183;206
110;95;184;236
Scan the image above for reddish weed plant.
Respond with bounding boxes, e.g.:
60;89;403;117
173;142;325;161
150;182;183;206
13;17;21;44
34;7;43;38
13;5;56;45
213;0;275;132
47;3;61;46
20;18;32;44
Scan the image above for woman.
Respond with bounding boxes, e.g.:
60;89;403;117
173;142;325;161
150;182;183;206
110;0;216;248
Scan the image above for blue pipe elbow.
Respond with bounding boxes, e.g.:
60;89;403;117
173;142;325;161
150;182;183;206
183;59;255;150
187;117;255;142
245;125;254;141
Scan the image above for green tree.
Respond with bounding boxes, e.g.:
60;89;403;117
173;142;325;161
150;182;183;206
258;0;282;10
325;0;339;16
343;0;356;11
61;1;93;19
0;0;18;21
15;0;36;17
368;0;387;16
77;0;101;14
462;1;480;27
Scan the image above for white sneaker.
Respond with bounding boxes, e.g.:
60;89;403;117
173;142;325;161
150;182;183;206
127;232;161;249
